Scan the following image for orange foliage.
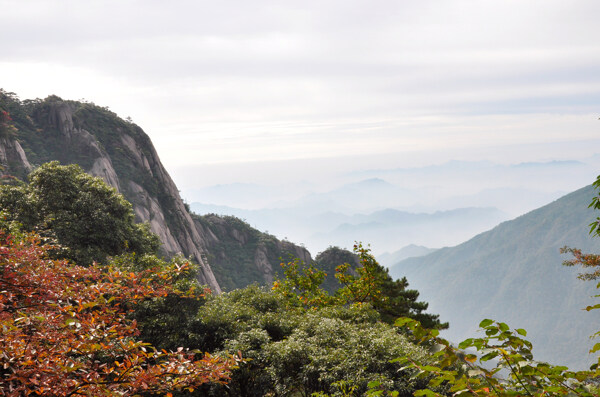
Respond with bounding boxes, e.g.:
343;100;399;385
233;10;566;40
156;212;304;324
0;231;236;396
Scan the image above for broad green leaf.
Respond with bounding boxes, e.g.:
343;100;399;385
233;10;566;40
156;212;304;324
480;351;499;362
414;390;437;397
516;328;527;336
467;369;484;377
590;343;600;353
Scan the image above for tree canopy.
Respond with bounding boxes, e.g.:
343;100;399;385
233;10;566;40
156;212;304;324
0;230;235;396
274;244;448;330
0;161;159;265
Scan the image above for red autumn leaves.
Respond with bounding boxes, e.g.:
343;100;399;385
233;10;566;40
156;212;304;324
0;231;236;396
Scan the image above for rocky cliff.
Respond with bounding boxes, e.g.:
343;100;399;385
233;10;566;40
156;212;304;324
0;136;32;179
0;90;312;292
195;214;312;291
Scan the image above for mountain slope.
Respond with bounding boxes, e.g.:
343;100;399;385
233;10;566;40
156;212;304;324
193;214;311;291
0;91;310;292
390;184;600;369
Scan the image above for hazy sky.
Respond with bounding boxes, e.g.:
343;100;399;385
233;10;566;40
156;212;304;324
2;0;600;187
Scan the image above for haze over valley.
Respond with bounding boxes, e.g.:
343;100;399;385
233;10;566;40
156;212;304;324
188;156;600;256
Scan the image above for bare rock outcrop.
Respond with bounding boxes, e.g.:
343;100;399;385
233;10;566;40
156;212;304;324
117;131;220;292
0;137;32;178
44;102;122;191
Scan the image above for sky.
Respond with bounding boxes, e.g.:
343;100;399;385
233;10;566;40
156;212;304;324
1;0;600;194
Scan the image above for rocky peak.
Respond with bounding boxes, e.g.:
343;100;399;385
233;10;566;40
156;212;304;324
1;92;313;294
46;100;75;135
0;94;221;292
34;98;122;190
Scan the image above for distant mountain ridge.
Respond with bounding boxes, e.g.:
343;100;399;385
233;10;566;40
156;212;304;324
377;244;437;268
187;158;596;256
191;201;508;255
390;184;600;370
312;207;508;254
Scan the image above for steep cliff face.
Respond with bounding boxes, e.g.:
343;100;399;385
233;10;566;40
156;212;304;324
0;136;32;180
40;101;123;190
0;91;312;292
0;94;221;291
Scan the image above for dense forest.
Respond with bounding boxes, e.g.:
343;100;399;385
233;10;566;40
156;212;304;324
2;95;600;395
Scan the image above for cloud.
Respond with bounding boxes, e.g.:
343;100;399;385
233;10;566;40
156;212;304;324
1;0;599;169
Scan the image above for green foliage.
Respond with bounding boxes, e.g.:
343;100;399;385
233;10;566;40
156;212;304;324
315;246;361;294
587;174;600;237
274;243;447;330
337;244;446;329
154;284;436;396
263;314;432;396
373;274;448;330
126;254;213;353
0;161;159;265
273;258;336;310
334;243;389;306
390;317;597;396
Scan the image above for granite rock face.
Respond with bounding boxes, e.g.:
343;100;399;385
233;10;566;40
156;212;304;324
0;136;32;178
0;96;221;292
0;93;313;293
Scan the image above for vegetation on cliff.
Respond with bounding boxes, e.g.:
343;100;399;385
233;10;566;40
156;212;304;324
193;213;309;291
0;162;158;265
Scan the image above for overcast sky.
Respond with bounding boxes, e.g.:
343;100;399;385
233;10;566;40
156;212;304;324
2;0;600;187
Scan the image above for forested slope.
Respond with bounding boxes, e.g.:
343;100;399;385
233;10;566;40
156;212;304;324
390;184;600;369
